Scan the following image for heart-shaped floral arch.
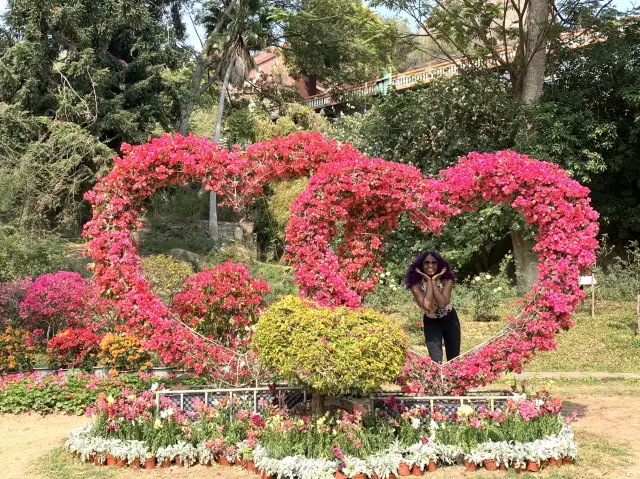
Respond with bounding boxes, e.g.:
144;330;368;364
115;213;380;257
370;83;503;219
84;132;598;392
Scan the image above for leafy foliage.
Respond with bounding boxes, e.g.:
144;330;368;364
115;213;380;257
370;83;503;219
0;326;35;372
0;107;112;232
97;334;153;371
141;254;194;304
254;295;408;395
47;328;102;370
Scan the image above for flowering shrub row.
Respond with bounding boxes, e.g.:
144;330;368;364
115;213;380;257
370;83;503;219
67;386;578;476
47;328;102;369
0;327;36;372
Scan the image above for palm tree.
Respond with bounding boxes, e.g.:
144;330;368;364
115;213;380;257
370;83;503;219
201;0;272;238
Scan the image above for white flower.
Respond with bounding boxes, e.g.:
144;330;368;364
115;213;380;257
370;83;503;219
430;419;439;431
160;407;174;419
411;417;421;429
474;276;481;282
154;419;162;429
485;274;492;280
150;382;159;392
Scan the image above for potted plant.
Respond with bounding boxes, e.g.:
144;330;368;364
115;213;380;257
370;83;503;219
343;457;370;479
476;442;498;471
366;450;402;479
463;450;483;472
126;441;149;468
174;441;198;467
144;451;157;469
156;445;175;468
510;442;528;473
525;443;541;472
197;441;215;466
110;441;130;467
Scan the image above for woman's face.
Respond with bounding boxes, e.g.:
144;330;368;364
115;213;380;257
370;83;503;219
422;254;439;277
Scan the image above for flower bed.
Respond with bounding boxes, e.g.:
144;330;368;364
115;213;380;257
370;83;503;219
0;371;205;414
66;386;578;476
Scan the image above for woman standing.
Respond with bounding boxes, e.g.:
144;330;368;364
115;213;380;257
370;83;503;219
405;251;460;363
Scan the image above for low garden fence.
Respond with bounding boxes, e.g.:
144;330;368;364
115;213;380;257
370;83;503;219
157;386;515;420
155;386;306;416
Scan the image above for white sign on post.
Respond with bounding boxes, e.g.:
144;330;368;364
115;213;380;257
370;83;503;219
579;276;597;286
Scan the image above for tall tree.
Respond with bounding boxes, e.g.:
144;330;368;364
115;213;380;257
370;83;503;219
372;0;618;292
0;0;189;149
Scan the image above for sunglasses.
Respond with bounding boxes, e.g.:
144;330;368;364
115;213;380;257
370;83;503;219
424;260;438;265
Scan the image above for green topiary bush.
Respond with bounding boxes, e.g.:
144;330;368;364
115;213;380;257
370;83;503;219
253;296;408;412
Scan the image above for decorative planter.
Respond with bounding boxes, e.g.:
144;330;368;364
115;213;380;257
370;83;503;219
33;367;54;377
563;457;574;465
499;462;507;471
352;474;366;479
526;461;540;472
160;458;172;468
411;464;424;476
246;459;255;472
550;457;562;467
94;456;104;466
219;457;230;466
514;466;523;474
115;458;126;468
93;367;111;377
464;460;477;472
483;459;497;471
175;457;183;467
130;459;141;468
426;460;437;472
149;366;175;377
335;472;347;479
88;454;96;463
398;462;411;476
106;454;116;466
541;460;549;469
144;457;156;469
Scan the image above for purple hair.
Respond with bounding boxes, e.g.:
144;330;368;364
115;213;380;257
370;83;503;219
404;251;455;289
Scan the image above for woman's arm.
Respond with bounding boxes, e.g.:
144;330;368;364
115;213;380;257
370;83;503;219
410;284;429;311
431;278;453;309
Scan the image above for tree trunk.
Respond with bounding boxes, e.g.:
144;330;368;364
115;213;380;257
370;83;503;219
511;229;538;295
209;59;235;239
518;0;550;104
178;56;209;135
310;393;326;416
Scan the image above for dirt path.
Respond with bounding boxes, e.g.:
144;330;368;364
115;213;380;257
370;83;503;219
1;393;639;479
0;413;86;479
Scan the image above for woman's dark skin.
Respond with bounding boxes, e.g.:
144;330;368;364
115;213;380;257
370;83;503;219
409;254;453;318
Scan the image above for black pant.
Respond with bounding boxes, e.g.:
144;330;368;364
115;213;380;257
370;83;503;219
423;309;461;363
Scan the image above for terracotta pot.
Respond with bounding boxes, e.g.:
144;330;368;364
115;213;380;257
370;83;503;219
398;462;411;476
352;474;366;479
160;458;172;468
219;457;229;466
411;464;424;476
526;461;539;472
499;462;507;471
335;472;348;479
427;460;437;472
483;459;497;471
144;457;157;469
541;460;549;469
514;466;523;474
370;475;380;479
88;454;96;463
106;454;116;467
246;459;255;472
464;460;477;472
549;457;562;467
563;457;574;465
94;456;103;466
115;458;126;468
130;459;141;468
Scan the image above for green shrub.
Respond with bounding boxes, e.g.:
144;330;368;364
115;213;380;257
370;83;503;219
141;254;194;303
0;227;69;281
595;241;640;302
253;296;408;397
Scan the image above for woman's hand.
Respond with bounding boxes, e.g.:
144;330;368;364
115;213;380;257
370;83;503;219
415;268;431;280
431;267;447;282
